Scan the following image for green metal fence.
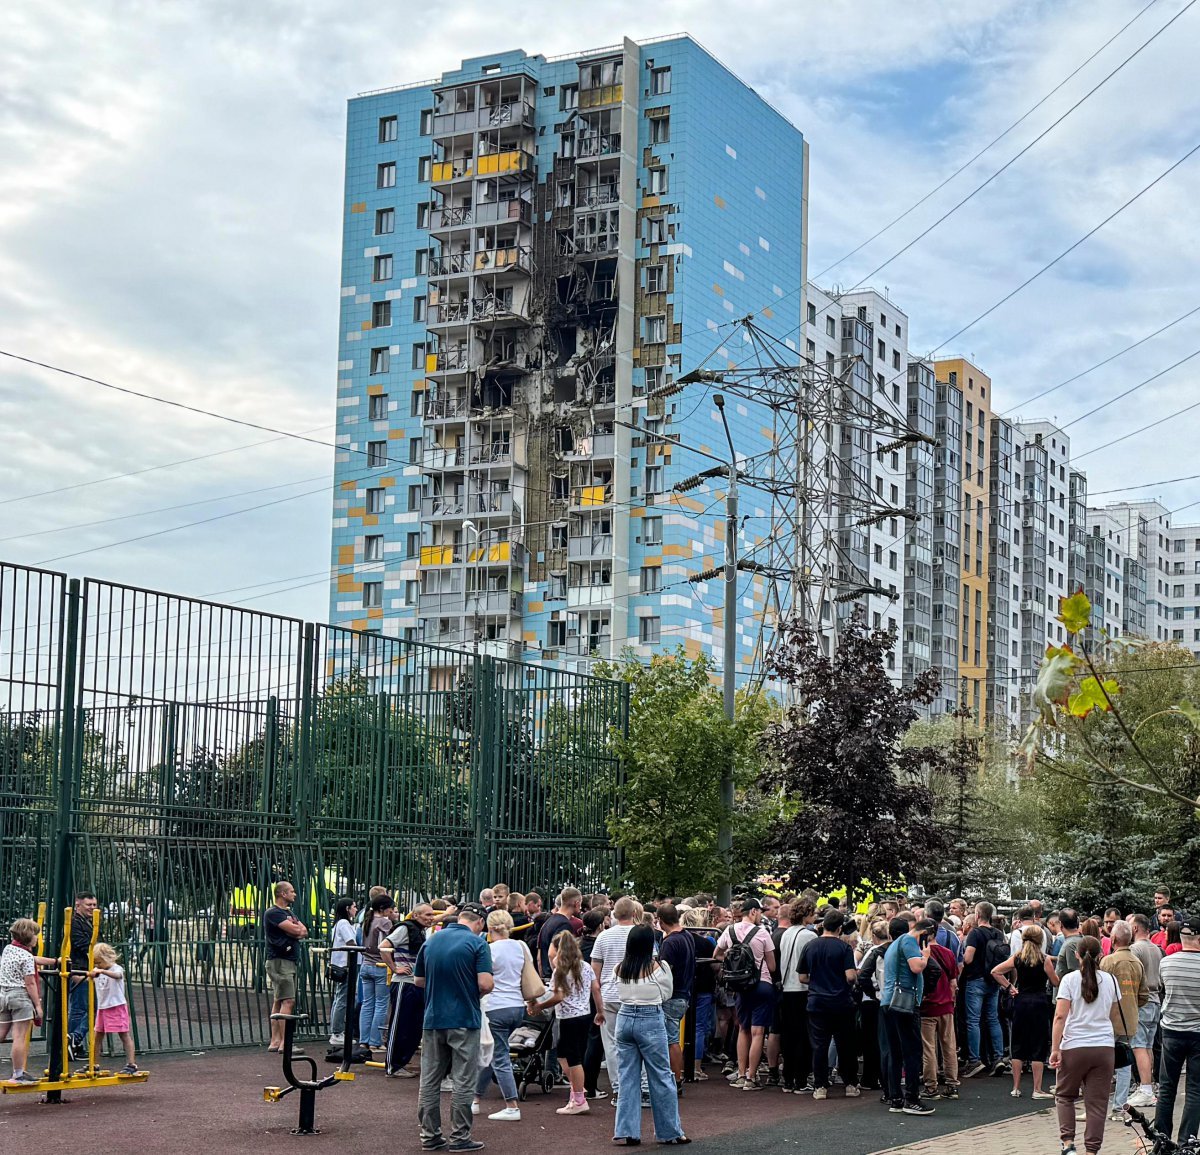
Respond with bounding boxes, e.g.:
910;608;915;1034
0;562;626;1053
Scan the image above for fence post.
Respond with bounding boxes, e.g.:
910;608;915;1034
469;656;496;895
45;577;82;1104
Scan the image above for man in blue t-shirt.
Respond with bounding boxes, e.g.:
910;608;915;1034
414;903;494;1150
797;910;860;1098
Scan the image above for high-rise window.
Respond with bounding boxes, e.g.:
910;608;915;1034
372;300;391;328
650;67;671;95
375;208;394;235
367;441;388;468
651;115;670;144
373;254;393;281
378;116;398;143
369;394;388;421
412;296;426;323
364;535;384;562
644;516;663;545
377;162;396;189
369;347;390;374
366;488;385;514
362;581;383;608
417;156;432;181
419;109;433;135
640;617;661;644
649;167;668;195
640;566;661;593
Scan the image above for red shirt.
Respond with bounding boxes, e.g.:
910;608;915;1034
920;942;959;1017
1152;930;1169;951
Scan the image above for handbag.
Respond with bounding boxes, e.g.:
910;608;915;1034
520;941;546;1001
1112;973;1134;1069
327;962;349;984
886;941;919;1013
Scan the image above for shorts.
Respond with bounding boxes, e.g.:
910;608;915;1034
556;1012;590;1066
662;997;688;1045
266;958;297;1002
1133;1002;1160;1049
96;1004;131;1034
736;981;776;1031
0;988;35;1024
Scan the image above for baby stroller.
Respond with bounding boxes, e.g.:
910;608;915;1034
509;1007;557;1101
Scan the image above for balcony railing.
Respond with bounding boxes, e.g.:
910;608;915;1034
473;245;532;274
475;148;534;177
577;132;621;158
565;634;611;656
578;84;623;109
417;589;465;616
421;446;465;470
566;433;615;459
433;100;534;135
420;544;464;567
576;185;619;208
422;495;466;519
423;396;468;420
426;348;469;373
470;444;512;466
431;158;474;183
466;540;525;567
467;490;515;516
568;535;613;560
567;584;614;608
429;252;474;277
569;484;613;509
464;590;523;616
428;300;471;326
430;198;532;232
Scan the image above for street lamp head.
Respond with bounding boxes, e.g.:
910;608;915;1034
713;393;725;410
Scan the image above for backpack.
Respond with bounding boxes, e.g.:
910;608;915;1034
924;945;944;988
982;928;1009;984
722;924;764;992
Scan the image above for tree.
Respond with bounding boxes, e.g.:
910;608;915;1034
758;608;947;907
596;649;773;896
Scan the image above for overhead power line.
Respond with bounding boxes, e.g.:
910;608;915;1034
815;0;1165;280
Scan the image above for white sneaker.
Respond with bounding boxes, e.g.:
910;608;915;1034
471;1102;480;1115
1127;1088;1157;1107
844;1084;860;1098
441;1078;453;1093
488;1107;521;1121
329;1034;344;1046
813;1087;827;1101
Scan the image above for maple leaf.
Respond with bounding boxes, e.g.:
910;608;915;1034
1068;675;1120;719
1058;590;1092;636
1032;644;1077;722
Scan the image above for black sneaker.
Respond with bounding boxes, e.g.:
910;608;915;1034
641;1093;651;1108
421;1139;449;1151
942;1086;959;1100
903;1102;935;1116
989;1061;1011;1077
888;1101;905;1113
448;1143;485;1153
586;1089;610;1101
766;1071;781;1087
961;1060;986;1079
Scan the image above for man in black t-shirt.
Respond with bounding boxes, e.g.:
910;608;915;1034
658;904;696;1085
264;880;309;1053
798;909;860;1098
67;891;98;1053
537;888;582;977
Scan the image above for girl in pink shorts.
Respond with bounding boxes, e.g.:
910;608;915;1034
90;943;137;1074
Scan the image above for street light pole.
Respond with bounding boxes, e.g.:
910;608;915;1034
714;395;738;906
462;519;481;658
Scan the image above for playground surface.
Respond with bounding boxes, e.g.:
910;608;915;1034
0;1047;1054;1154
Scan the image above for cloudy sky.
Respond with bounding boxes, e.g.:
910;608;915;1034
3;0;1198;624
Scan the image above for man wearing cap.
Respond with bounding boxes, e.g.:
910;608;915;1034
414;903;494;1152
715;897;776;1091
1154;915;1200;1145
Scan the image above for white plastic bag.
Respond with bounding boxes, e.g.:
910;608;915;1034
478;996;494;1068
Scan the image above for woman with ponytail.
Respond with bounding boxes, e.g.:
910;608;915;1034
1050;936;1120;1155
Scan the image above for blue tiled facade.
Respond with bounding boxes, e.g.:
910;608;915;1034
329;35;806;682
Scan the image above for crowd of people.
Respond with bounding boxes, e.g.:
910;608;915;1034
293;878;1200;1153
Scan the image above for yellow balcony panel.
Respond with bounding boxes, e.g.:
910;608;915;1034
432;160;473;182
476;150;531;176
581;484;608;507
420;544;456;566
467;541;511;564
425;352;439;374
580;84;622;108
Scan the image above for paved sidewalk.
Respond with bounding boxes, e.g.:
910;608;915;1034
873;1107;1141;1155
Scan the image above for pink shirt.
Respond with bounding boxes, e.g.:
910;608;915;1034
717;920;774;983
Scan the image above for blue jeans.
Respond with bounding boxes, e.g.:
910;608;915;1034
68;978;90;1041
693;993;714;1063
614;1006;684;1142
476;1004;523;1102
358;962;390;1047
964;978;1002;1065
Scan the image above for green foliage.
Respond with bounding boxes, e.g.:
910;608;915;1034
595;648;773;896
1023;590;1200;910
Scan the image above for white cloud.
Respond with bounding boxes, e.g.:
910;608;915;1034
1;0;1198;623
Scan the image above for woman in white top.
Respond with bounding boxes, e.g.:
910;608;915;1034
1050;936;1119;1155
613;924;688;1146
473;910;530;1122
328;897;357;1045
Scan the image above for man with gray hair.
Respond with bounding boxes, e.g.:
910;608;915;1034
1101;919;1148;1118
